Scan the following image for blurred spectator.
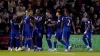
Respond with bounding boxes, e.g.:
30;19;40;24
5;25;10;35
28;3;32;10
76;16;81;34
8;0;16;9
81;4;86;13
89;7;95;24
54;0;59;9
93;14;98;25
70;2;77;23
56;0;65;12
95;1;100;16
16;3;25;17
0;17;1;23
79;4;86;19
0;1;4;12
70;2;76;13
2;10;9;23
94;18;100;34
0;0;99;35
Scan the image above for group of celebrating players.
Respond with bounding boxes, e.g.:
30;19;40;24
8;8;93;52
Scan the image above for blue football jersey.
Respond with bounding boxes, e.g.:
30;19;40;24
45;17;53;38
46;18;53;30
56;16;63;29
62;16;72;38
62;16;72;27
10;19;19;31
85;19;92;32
22;15;30;30
34;14;43;29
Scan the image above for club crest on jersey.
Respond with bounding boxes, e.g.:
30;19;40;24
58;20;60;22
25;15;29;20
48;19;51;21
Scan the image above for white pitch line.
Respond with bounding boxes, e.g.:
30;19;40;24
54;52;75;55
36;51;75;55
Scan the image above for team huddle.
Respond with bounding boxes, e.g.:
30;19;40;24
9;9;93;52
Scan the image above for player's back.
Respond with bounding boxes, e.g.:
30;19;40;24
62;16;72;39
62;16;72;28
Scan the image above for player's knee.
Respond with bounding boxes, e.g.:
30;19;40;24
82;37;85;40
87;38;91;41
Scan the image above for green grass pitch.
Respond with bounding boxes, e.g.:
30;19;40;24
0;50;100;56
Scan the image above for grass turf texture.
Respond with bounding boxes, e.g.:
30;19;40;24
0;50;100;56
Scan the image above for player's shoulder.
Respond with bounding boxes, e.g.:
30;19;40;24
62;15;66;18
59;16;63;19
64;16;71;18
62;16;66;21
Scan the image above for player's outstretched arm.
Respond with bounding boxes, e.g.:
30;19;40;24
30;18;34;28
72;21;76;34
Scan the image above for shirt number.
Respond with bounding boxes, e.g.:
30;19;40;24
67;19;70;26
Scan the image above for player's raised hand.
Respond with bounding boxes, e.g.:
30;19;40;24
21;20;24;24
74;31;76;34
84;31;87;34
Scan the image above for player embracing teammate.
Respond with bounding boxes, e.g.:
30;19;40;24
9;13;20;51
33;9;44;51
